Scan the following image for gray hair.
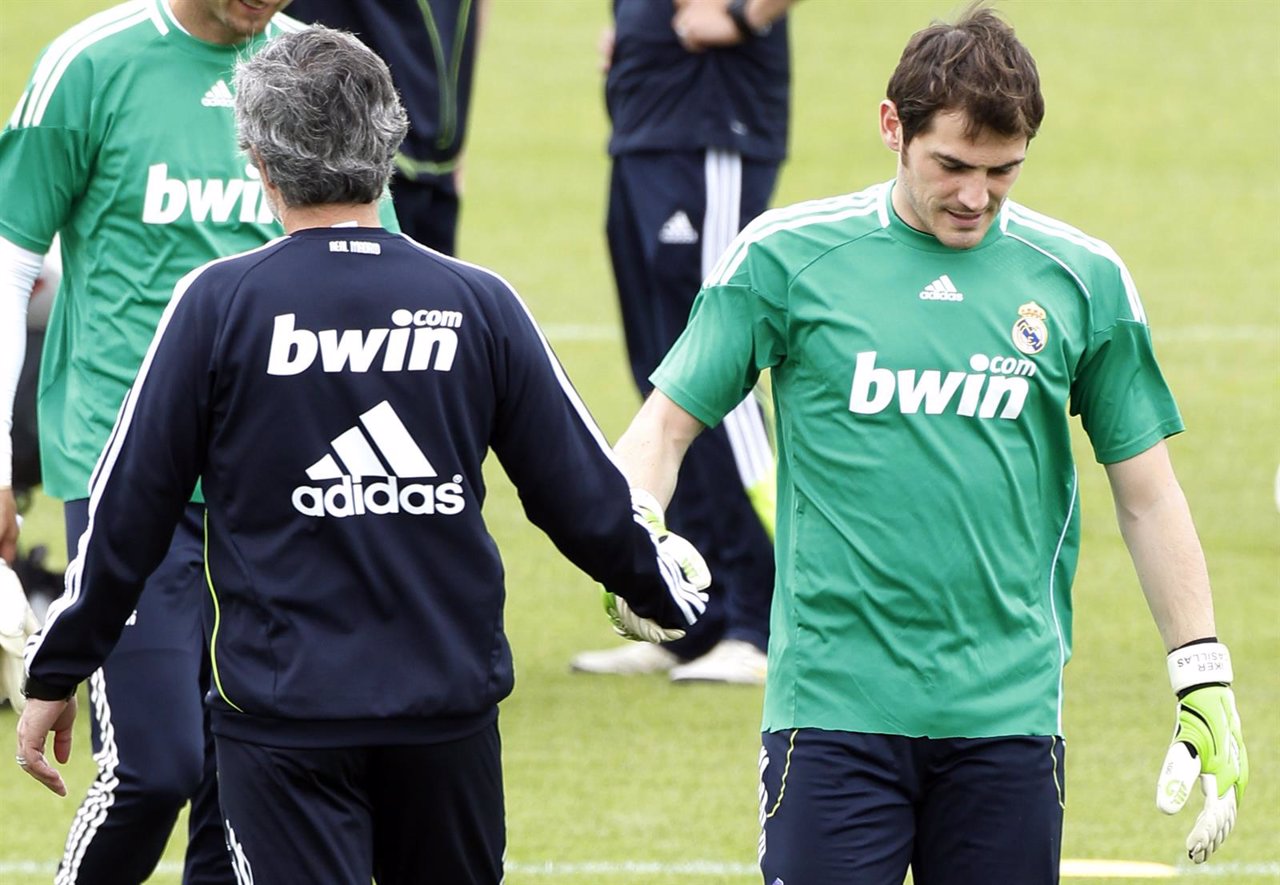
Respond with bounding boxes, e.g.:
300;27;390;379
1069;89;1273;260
233;26;409;207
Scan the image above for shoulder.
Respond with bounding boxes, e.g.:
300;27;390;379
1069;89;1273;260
11;2;162;128
707;183;890;287
1000;200;1144;321
395;234;521;303
751;183;889;244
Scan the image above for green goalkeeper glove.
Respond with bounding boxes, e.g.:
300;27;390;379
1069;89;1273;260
602;489;710;643
1155;641;1248;864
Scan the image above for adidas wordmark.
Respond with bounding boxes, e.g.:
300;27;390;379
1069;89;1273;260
292;401;466;518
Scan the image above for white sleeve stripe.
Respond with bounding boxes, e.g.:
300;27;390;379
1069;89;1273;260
709;192;884;288
25;6;151;129
1004;232;1093;304
22;1;146;118
1005;204;1146;324
708;189;880;285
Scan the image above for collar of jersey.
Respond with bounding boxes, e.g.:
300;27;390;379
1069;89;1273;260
883;181;1006;253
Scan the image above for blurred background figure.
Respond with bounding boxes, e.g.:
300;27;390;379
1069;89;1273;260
286;0;486;255
571;0;799;685
0;1;303;881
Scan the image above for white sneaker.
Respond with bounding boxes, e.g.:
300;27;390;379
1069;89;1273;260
669;639;767;685
568;642;680;675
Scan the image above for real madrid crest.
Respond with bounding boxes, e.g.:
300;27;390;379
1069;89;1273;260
1011;301;1048;355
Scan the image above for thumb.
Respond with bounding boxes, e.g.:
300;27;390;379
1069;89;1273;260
1156;740;1201;814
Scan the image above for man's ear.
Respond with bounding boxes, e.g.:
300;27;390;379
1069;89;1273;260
879;100;903;152
248;148;272;187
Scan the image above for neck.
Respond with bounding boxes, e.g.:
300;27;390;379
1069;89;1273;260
169;0;260;46
279;202;382;234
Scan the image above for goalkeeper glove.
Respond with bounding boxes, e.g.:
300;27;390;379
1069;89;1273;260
603;489;710;643
1155;640;1248;864
0;559;39;713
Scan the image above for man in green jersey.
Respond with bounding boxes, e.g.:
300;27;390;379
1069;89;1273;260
0;2;305;883
611;6;1248;883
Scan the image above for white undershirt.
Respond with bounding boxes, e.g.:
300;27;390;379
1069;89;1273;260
0;235;44;488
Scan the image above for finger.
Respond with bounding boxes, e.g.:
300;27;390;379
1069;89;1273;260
1186;777;1236;864
1156;740;1199;814
53;724;73;765
17;748;67;796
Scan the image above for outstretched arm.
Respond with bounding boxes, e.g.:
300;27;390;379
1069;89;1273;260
613;390;705;509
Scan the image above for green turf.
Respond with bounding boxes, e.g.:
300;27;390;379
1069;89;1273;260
1;2;1277;883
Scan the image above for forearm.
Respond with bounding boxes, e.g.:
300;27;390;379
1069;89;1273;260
742;0;796;30
672;0;797;50
613;390;704;508
1107;442;1216;651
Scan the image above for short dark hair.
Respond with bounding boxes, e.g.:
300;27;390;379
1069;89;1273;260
886;3;1044;146
234;27;409;208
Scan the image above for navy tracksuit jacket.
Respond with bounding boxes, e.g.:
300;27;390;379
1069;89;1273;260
25;227;688;746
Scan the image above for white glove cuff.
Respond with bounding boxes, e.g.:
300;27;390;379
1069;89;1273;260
629;487;665;524
1167;642;1232;694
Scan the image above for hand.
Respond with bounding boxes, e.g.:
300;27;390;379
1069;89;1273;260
0;487;19;565
16;695;77;796
598;25;615;73
603;591;685;643
672;0;743;52
1157;644;1248;864
0;559;39;711
602;489;710;641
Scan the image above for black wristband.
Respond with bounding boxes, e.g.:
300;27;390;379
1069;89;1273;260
22;675;76;702
727;0;771;39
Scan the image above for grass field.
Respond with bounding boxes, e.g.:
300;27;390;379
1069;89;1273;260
1;1;1277;883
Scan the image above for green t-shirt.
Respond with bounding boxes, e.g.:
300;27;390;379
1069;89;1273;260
652;181;1183;739
0;1;394;500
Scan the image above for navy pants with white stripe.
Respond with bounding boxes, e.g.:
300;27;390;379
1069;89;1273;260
216;723;505;885
759;730;1066;885
607;148;778;657
60;501;232;885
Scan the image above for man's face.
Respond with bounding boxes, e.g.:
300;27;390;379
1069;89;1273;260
881;104;1027;250
173;0;292;46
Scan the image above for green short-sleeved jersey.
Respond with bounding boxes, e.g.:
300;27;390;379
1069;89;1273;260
0;1;304;499
652;181;1183;739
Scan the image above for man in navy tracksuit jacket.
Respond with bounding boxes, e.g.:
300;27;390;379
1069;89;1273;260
16;27;706;885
